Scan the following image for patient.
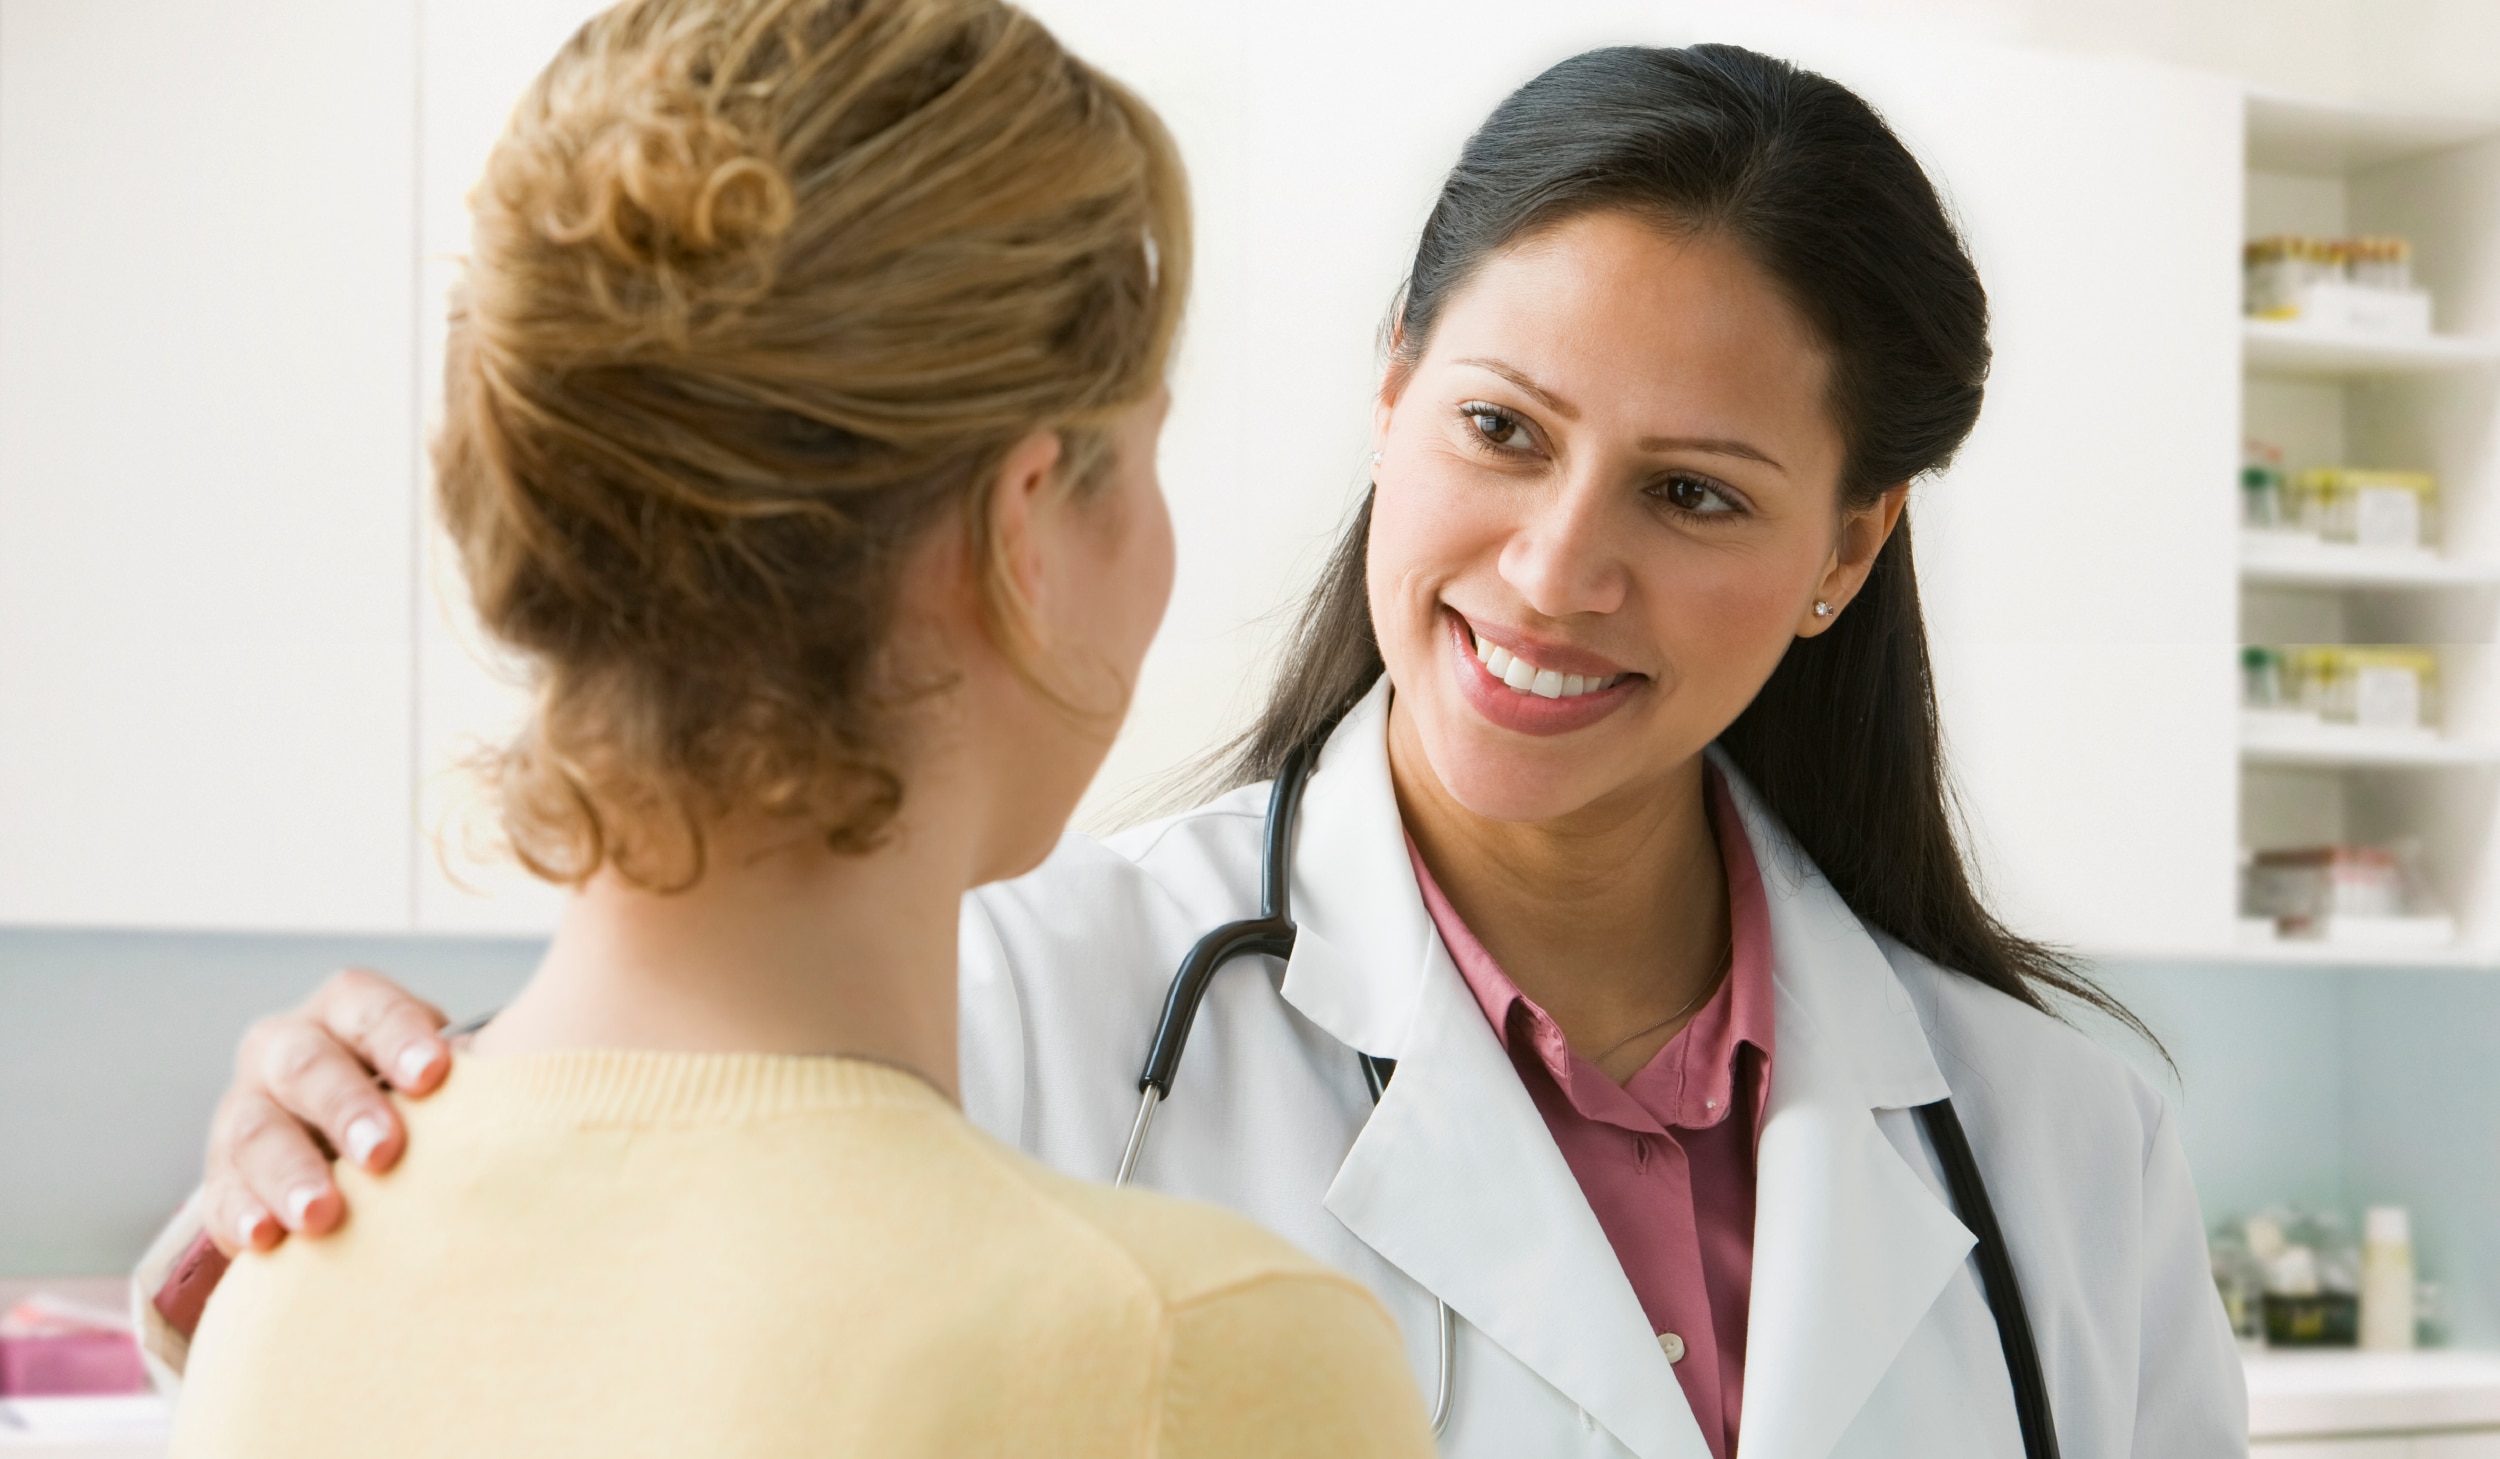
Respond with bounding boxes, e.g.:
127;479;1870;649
168;0;1431;1453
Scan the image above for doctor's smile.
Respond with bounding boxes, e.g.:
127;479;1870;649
1446;610;1642;737
135;7;2251;1458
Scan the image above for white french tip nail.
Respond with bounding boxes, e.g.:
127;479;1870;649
394;1044;441;1089
283;1185;322;1230
344;1116;387;1167
237;1207;271;1249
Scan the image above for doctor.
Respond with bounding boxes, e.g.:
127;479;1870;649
172;42;2242;1458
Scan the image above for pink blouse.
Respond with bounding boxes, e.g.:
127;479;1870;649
1405;771;1774;1459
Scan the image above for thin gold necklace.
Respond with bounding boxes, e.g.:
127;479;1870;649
1588;937;1733;1068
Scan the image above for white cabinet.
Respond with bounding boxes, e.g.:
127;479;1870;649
0;1;592;936
1887;48;2245;957
0;0;418;932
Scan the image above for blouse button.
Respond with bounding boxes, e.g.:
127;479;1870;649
1658;1332;1686;1363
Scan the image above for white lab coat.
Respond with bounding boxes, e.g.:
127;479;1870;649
959;681;2247;1458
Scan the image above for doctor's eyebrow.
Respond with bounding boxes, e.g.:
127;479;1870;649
1452;356;1786;472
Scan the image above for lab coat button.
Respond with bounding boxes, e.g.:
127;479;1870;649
1657;1331;1685;1363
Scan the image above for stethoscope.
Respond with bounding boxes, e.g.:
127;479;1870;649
1113;722;2063;1458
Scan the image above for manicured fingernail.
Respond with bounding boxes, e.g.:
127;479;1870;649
344;1115;387;1167
237;1206;273;1249
283;1185;323;1229
394;1044;442;1089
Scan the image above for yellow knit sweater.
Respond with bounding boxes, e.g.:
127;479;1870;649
171;1051;1432;1458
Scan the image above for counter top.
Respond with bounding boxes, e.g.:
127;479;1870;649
2247;1349;2500;1438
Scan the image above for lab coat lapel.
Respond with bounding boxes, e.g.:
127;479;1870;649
1710;758;1974;1459
1325;935;1713;1459
1273;682;1434;1060
1280;683;1710;1459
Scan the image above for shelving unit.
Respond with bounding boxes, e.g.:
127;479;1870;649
2242;536;2500;590
2244;318;2500;376
2237;95;2500;961
2242;720;2500;769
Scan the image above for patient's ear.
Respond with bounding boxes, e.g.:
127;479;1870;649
981;429;1068;636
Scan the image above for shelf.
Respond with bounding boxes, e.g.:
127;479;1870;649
2241;720;2500;768
2247;92;2500;175
2241;537;2500;590
2246;1349;2500;1440
2244;319;2500;377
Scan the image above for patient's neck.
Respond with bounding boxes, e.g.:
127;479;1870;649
469;809;969;1102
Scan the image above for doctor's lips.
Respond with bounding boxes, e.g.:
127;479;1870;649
1454;614;1638;699
1447;610;1642;736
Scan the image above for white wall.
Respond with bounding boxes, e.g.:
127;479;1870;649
1754;0;2500;126
0;0;2476;937
0;1;419;931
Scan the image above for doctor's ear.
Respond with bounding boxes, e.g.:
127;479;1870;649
1797;483;1909;637
1377;323;1419;415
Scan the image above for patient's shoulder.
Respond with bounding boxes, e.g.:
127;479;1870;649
971;1127;1351;1306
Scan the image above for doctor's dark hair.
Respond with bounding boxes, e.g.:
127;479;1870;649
1224;43;2150;1041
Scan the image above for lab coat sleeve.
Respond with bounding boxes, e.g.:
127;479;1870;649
2129;1098;2248;1455
956;889;1031;1149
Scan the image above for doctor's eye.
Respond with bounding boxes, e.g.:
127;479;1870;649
1458;402;1536;453
1653;471;1743;517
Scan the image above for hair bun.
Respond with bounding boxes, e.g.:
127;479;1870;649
438;0;1189;891
492;86;798;337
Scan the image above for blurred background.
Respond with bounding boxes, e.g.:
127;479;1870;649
4;0;2499;1449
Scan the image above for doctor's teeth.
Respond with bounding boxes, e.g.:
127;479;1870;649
1472;636;1623;697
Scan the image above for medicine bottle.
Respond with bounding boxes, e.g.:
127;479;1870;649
2360;1206;2417;1351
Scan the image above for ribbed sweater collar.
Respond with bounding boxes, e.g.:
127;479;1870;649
441;1048;952;1129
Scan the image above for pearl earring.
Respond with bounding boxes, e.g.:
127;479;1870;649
1814;600;1835;618
1370;451;1383;466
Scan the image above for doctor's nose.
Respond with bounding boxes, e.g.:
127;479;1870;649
1495;485;1630;621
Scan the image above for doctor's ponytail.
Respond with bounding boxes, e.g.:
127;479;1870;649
1223;43;2151;1047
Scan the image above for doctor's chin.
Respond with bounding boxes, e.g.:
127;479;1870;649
5;0;2498;1456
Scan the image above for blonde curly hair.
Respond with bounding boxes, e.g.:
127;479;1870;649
436;0;1189;890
